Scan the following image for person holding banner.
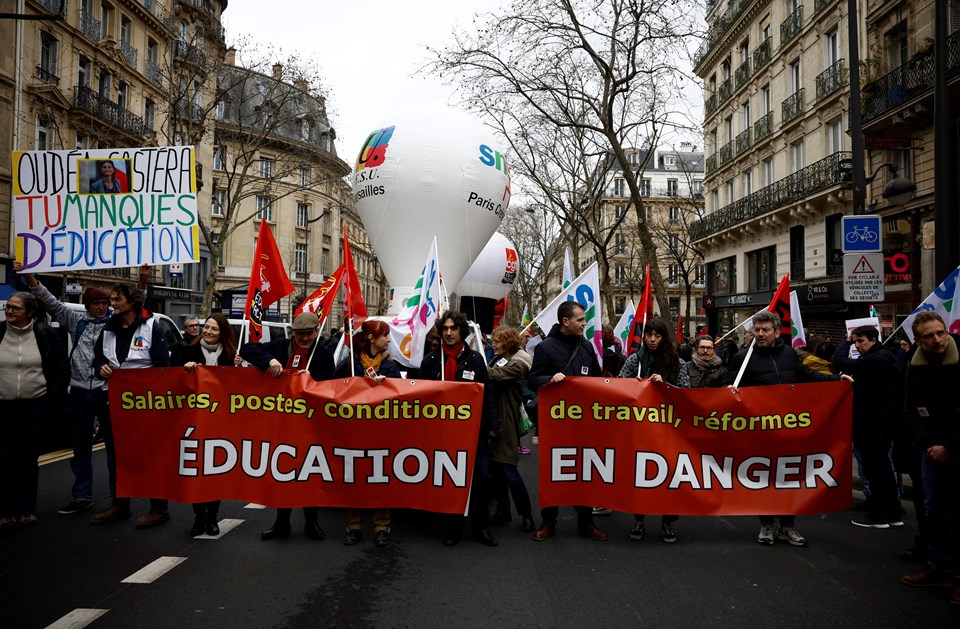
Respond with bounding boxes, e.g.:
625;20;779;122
89;284;171;528
683;335;728;389
618;317;689;543
239;311;335;541
88;160;126;194
487;326;536;534
333;320;402;548
527;301;607;542
173;313;238;537
0;292;68;532
723;311;849;547
419;310;500;547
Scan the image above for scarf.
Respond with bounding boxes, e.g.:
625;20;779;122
691;351;722;371
360;351;385;377
442;342;463;381
200;340;222;366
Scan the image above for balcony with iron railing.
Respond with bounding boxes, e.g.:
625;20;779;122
690;151;851;242
735;59;751;90
39;0;65;13
861;30;960;123
735;128;751;155
177;0;226;40
79;9;101;41
705;154;717;174
705;93;718;118
753;36;772;69
718;77;733;103
813;0;833;17
74;85;150;138
35;65;59;85
146;60;163;86
174;40;206;66
120;40;138;68
816;59;846;101
176;100;204;122
717;142;733;166
139;0;175;32
780;6;803;48
790;259;806;281
754;112;773;142
692;0;750;69
781;88;805;124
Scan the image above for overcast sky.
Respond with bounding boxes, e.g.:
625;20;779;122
222;0;504;164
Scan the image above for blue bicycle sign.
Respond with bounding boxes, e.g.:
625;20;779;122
841;216;882;253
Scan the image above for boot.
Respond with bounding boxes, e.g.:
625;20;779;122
304;508;324;540
205;508;220;537
260;509;291;541
190;513;205;537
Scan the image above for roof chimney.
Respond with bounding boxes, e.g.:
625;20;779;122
272;63;282;80
294;78;308;92
224;46;236;65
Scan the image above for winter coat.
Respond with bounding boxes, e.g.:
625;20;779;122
488;349;532;466
722;338;839;387
0;321;69;403
93;312;170;376
332;352;403;379
684;360;728;388
172;341;237;368
419;343;500;438
832;340;899;427
902;334;960;455
619;344;690;387
239;337;335;382
527;324;601;392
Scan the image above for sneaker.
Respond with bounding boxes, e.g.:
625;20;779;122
134;509;170;529
629;520;645;541
90;505;131;525
758;525;775;545
660;523;677;543
887;517;905;527
851;514;890;529
58;500;93;515
18;514;38;528
0;516;17;531
518;446;532;455
592;507;612;516
776;526;807;547
901;567;952;588
375;530;391;548
343;529;362;545
531;436;539;446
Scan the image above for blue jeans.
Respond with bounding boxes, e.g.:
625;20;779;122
920;453;960;576
492;461;532;517
0;398;46;517
69;388;109;502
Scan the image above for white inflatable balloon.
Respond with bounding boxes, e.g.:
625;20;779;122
456;232;518;300
352;109;511;311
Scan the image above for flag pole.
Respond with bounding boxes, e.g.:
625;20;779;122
731;337;757;389
433;236;444;383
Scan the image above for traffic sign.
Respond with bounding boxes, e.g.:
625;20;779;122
843;252;885;301
841;215;882;253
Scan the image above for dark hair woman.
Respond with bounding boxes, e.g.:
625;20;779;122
89;160;125;194
333;319;402;547
0;292;68;531
173;312;238;536
618;317;689;544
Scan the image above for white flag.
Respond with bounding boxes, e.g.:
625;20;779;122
789;290;806;349
562;246;575;288
613;300;636;356
390;238;442;368
531;261;603;368
903;265;960;342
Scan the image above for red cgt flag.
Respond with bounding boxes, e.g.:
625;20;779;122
244;222;295;343
342;226;368;327
627;264;653;354
768;274;792;338
294;265;345;322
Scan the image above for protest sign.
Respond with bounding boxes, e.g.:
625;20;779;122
13;147;200;273
537;377;852;515
109;368;483;513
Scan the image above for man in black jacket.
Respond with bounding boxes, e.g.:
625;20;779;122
527;300;607;542
419;310;500;547
239;312;335;541
899;312;960;604
833;325;901;529
723;311;850;547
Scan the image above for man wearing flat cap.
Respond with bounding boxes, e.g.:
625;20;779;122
13;261;151;517
239;311;336;541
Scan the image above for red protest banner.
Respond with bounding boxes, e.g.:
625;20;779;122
536;378;852;515
109;368;483;513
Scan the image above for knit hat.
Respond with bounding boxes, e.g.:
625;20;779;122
82;287;110;306
292;312;320;331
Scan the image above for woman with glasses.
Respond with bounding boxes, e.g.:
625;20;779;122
683;335;728;389
0;294;69;532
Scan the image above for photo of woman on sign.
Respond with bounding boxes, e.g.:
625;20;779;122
86;160;128;194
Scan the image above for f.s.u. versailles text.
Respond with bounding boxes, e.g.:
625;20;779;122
691;410;812;432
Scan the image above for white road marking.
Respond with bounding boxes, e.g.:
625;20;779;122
121;556;187;584
46;608;109;628
244;503;267;509
193;518;244;539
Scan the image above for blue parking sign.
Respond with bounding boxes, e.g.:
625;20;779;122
841;215;882;253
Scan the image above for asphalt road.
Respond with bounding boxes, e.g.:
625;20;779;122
2;441;956;628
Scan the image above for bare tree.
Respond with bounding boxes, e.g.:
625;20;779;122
426;0;702;331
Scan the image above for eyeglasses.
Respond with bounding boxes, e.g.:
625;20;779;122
3;304;24;312
185;323;200;328
697;346;715;352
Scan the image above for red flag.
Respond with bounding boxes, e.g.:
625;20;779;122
244;221;295;343
294;265;345;321
627;265;652;354
493;296;508;329
767;274;792;338
676;315;684;342
342;225;368;327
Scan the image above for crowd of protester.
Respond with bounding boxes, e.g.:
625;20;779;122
1;273;957;606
